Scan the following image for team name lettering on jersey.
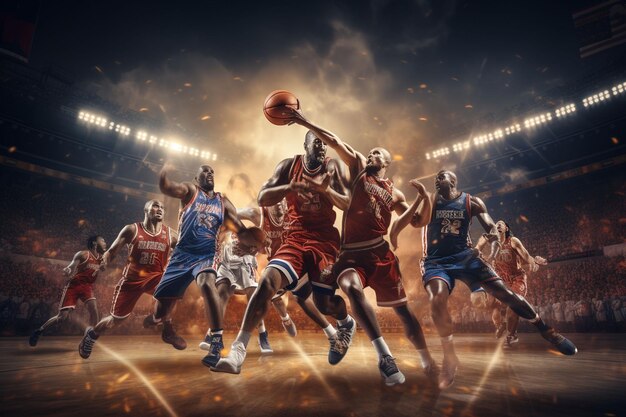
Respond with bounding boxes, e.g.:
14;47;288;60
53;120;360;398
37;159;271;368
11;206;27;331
435;210;465;219
137;241;168;251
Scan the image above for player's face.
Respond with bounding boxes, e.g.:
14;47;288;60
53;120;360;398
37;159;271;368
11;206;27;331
366;147;389;170
95;237;107;253
147;201;165;221
305;137;327;163
496;220;507;234
435;171;455;191
196;165;215;190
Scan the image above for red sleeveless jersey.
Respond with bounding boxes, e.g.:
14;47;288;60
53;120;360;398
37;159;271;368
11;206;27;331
285;155;336;232
343;170;394;245
493;237;523;280
261;206;286;260
122;222;172;282
72;251;103;284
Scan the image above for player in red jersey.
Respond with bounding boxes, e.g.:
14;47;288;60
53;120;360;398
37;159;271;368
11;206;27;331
29;235;107;347
213;128;353;374
475;220;547;347
237;200;337;338
77;200;177;358
275;109;437;386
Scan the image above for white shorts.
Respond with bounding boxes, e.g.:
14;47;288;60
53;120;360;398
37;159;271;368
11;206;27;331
217;262;257;291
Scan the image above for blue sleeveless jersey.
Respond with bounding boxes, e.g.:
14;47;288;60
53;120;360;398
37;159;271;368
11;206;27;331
425;192;473;258
176;188;224;256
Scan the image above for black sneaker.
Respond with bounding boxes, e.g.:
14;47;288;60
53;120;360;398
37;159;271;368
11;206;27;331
258;331;273;354
379;354;405;386
79;327;99;359
201;334;224;368
162;322;187;350
29;329;42;347
328;319;356;365
540;328;577;355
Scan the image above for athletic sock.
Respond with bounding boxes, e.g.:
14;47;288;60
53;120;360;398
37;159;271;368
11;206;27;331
337;314;353;327
281;314;291;321
258;321;266;334
323;324;337;338
234;330;252;347
210;328;223;336
440;334;456;358
372;337;392;359
416;348;432;368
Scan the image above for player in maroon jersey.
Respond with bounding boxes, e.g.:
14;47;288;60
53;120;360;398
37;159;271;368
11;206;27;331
29;235;107;347
274;108;437;386
475;220;547;347
77;200;178;358
213;127;354;374
236;200;337;338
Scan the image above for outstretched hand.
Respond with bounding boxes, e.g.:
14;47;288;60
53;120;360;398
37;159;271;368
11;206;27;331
534;255;548;265
283;106;307;125
409;179;427;197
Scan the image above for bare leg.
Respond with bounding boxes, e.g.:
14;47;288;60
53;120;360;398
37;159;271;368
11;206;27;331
426;279;459;389
393;304;437;376
38;309;72;332
197;271;224;329
337;270;380;341
296;295;331;329
85;299;99;327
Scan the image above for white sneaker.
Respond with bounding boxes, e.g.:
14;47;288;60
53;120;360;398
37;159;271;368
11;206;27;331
282;318;297;337
210;342;247;374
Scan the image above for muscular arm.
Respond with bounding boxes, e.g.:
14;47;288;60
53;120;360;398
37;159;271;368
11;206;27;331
102;224;136;266
159;164;196;205
303;158;350;210
64;251;87;277
258;158;295;207
223;196;265;250
470;196;501;260
289;109;366;178
237;207;262;227
169;229;179;249
389;181;430;249
511;237;542;272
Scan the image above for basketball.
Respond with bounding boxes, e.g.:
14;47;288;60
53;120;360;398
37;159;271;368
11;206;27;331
263;90;300;125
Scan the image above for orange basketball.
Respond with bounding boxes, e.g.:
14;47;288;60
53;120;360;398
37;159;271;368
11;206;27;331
263;90;300;125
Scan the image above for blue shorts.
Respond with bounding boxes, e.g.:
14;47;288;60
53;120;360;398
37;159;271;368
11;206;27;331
153;249;217;299
421;248;500;293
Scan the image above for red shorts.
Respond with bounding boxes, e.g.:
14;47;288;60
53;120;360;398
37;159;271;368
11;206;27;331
332;240;407;307
110;276;161;318
59;281;95;310
267;228;339;293
503;273;527;297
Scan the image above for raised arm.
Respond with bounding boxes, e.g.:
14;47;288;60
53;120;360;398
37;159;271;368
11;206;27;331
102;224;136;267
63;251;87;277
286;107;366;177
237;207;262;227
159;164;196;204
390;180;430;250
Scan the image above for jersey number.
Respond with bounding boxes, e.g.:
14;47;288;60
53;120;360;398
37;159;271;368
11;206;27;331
140;252;158;265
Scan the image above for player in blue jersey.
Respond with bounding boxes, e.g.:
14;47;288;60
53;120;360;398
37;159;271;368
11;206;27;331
143;164;265;363
391;170;577;390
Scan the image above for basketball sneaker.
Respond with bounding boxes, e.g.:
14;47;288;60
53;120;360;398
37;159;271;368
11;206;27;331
162;322;187;350
199;334;211;351
438;355;459;390
258;331;273;354
201;334;224;368
495;323;506;339
29;329;42;347
328;318;356;365
211;341;247;374
79;327;99;359
540;328;577;355
282;318;297;337
379;354;405;386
